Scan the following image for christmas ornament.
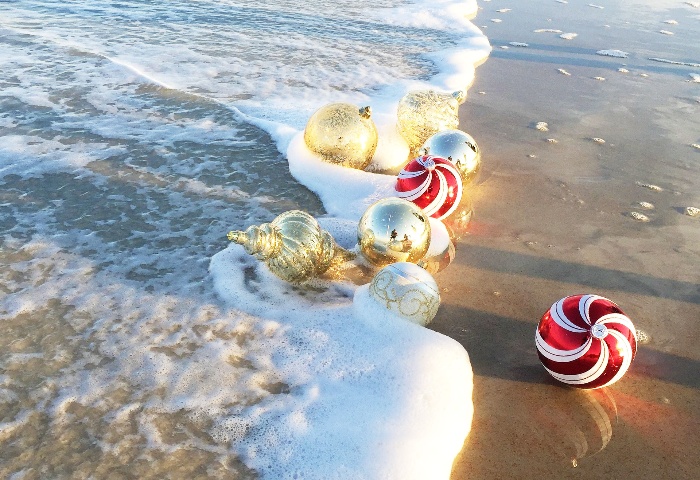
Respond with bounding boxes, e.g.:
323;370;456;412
536;294;637;389
395;155;463;220
303;103;378;170
420;129;481;185
396;89;465;157
369;262;440;326
227;210;337;283
418;217;455;274
357;198;431;267
418;239;455;275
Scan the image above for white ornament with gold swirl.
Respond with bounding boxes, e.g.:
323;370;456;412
368;262;441;326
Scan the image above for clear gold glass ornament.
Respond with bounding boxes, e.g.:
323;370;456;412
420;129;481;185
396;90;465;158
303;103;378;170
227;210;337;283
357;198;431;267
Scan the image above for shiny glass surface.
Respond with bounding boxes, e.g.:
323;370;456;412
357;198;431;267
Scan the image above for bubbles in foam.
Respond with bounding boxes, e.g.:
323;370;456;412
0;0;486;477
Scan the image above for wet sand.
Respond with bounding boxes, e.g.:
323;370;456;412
440;1;700;478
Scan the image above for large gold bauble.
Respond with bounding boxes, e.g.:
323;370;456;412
420;129;481;185
369;262;441;326
303;103;378;170
227;210;336;283
357;198;431;267
396;90;465;158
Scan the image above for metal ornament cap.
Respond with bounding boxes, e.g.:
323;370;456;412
535;294;637;389
368;262;441;326
357;198;431;267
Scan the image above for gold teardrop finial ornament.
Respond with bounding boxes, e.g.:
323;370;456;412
396;90;465;158
303;102;378;170
227;210;337;283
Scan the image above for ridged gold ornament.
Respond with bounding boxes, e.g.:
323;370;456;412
227;210;336;283
396;90;465;158
303;103;378;170
369;262;441;326
357;198;431;267
420;129;481;185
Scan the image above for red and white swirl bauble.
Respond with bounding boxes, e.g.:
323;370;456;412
536;294;637;389
395;155;462;220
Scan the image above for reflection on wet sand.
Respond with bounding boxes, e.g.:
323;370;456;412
529;388;617;468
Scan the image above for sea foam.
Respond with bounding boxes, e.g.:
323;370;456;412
0;0;489;477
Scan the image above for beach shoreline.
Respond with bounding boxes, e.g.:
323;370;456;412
0;0;698;478
439;1;699;477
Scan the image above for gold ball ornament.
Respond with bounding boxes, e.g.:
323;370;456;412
357;198;431;267
303;103;378;170
396;89;466;158
420;129;481;185
369;262;441;326
418;218;456;275
227;210;337;283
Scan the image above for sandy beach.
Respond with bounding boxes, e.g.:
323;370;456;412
443;1;699;478
1;0;698;478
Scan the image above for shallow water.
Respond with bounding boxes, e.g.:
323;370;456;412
0;0;486;478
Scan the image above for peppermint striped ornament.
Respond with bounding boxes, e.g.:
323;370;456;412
536;294;637;389
395;155;463;220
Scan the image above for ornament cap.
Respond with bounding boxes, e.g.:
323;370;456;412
359;106;372;119
452;90;466;104
591;324;609;339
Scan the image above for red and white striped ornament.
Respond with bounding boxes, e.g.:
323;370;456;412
395;155;462;220
536;294;637;389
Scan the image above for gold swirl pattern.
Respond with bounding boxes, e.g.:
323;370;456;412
368;262;440;326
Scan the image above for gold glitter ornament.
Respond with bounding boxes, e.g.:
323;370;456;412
303;103;378;170
357;198;431;267
369;262;441;326
227;210;337;283
396;90;465;158
420;129;481;185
